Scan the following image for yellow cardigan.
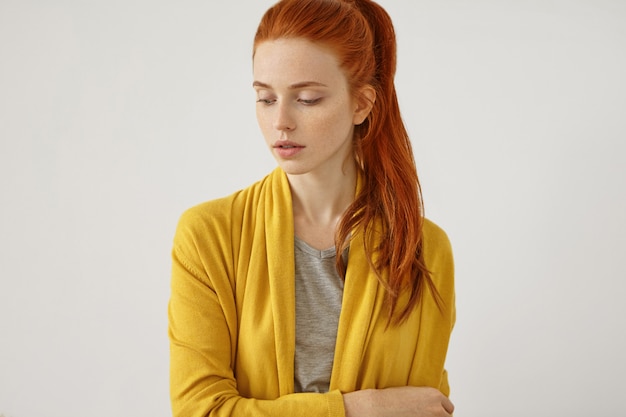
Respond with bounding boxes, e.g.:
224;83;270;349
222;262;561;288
168;168;455;417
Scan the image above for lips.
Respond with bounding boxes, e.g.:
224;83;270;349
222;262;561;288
273;140;304;158
273;140;304;149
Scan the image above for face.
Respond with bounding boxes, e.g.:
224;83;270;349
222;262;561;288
253;38;371;178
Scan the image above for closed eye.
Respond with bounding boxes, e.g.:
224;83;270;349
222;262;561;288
298;98;321;105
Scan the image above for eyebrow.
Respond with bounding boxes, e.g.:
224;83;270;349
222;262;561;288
252;81;328;89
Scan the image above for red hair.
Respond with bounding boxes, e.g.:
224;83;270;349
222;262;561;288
254;0;442;325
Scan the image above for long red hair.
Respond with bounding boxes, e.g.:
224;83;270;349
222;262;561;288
254;0;442;324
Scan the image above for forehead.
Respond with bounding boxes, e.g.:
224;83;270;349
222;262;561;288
253;38;347;88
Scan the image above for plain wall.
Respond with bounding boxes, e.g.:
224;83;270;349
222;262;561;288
1;1;624;416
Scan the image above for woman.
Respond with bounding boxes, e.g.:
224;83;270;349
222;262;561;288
168;0;455;416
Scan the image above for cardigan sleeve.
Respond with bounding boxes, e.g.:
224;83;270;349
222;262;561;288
168;207;346;417
423;219;456;397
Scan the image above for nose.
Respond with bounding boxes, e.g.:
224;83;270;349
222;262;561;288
273;102;295;131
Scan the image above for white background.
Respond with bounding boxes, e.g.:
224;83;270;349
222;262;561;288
1;1;624;416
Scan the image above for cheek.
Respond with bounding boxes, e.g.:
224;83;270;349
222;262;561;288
255;107;265;126
318;102;356;135
255;109;273;137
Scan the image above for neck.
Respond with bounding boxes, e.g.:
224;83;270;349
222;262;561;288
286;160;357;249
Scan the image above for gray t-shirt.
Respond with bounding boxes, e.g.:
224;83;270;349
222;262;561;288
293;236;347;393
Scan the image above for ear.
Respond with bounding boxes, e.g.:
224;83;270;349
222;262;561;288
352;85;376;125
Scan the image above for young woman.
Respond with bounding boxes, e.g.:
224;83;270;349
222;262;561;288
168;1;455;416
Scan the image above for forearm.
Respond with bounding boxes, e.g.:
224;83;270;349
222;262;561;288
342;387;454;417
343;389;376;417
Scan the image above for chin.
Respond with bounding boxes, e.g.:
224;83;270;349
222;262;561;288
278;166;310;176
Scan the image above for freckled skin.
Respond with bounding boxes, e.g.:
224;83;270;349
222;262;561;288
253;38;363;178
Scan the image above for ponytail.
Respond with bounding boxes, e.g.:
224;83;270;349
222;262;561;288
337;0;442;325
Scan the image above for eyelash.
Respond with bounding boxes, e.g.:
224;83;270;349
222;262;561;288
298;98;321;105
255;98;321;106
